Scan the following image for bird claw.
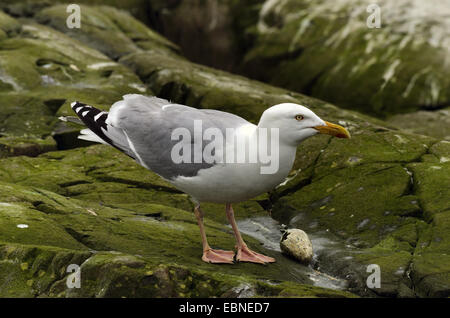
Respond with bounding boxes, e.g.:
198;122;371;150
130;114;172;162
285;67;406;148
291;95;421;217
202;248;235;264
236;245;276;264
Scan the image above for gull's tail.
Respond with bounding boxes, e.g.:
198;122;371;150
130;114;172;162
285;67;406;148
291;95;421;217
65;101;136;159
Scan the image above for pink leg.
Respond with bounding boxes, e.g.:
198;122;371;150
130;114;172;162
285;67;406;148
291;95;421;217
225;203;276;264
194;205;234;264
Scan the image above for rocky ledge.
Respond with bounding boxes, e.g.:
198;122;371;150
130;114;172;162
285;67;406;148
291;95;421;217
0;3;449;297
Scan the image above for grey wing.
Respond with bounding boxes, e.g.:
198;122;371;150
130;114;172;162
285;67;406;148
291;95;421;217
107;95;251;180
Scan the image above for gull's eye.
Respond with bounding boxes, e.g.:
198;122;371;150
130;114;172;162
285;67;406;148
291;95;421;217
295;115;304;121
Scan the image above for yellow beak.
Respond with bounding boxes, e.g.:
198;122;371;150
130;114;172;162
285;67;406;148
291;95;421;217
314;121;351;139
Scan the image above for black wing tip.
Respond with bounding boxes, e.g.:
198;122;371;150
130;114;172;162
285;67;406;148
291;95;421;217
70;102;107;125
70;101;113;145
71;101;89;113
71;101;83;108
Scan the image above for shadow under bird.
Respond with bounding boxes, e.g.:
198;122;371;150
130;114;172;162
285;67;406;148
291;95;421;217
62;94;350;264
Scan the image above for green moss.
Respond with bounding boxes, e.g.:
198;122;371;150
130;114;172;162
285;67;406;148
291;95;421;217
386;109;450;140
51;252;356;298
0;145;354;297
313;131;435;179
0;201;87;250
241;0;450;116
0;10;20;35
0;135;56;158
36;4;179;60
408;161;450;219
0;13;150;155
0;2;449;297
119;49;380;129
429;141;450;161
410;212;450;296
1;0;151;26
278;163;417;245
0;176;354;298
0;242;91;297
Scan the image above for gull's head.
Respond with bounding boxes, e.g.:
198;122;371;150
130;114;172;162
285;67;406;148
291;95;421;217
258;103;351;145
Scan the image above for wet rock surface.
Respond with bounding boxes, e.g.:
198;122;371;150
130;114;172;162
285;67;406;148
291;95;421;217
0;3;449;298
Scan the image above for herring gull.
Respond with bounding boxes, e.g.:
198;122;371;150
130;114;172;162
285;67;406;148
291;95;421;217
64;94;350;264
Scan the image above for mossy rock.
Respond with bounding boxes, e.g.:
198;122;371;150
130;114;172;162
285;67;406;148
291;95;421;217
240;0;450;117
119;49;387;129
1;244;355;298
0;3;449;298
35;4;179;60
0;243;91;297
271;141;450;296
0;146;357;298
0;0;150;24
0;9;149;155
386;108;450;140
143;0;450;118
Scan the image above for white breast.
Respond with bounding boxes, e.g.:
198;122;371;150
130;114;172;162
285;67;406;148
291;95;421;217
171;142;297;203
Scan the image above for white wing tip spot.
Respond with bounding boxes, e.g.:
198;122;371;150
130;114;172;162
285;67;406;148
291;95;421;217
94;112;106;121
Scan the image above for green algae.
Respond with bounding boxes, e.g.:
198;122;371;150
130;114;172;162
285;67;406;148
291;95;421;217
0;9;150;157
0;3;449;298
240;0;450;116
